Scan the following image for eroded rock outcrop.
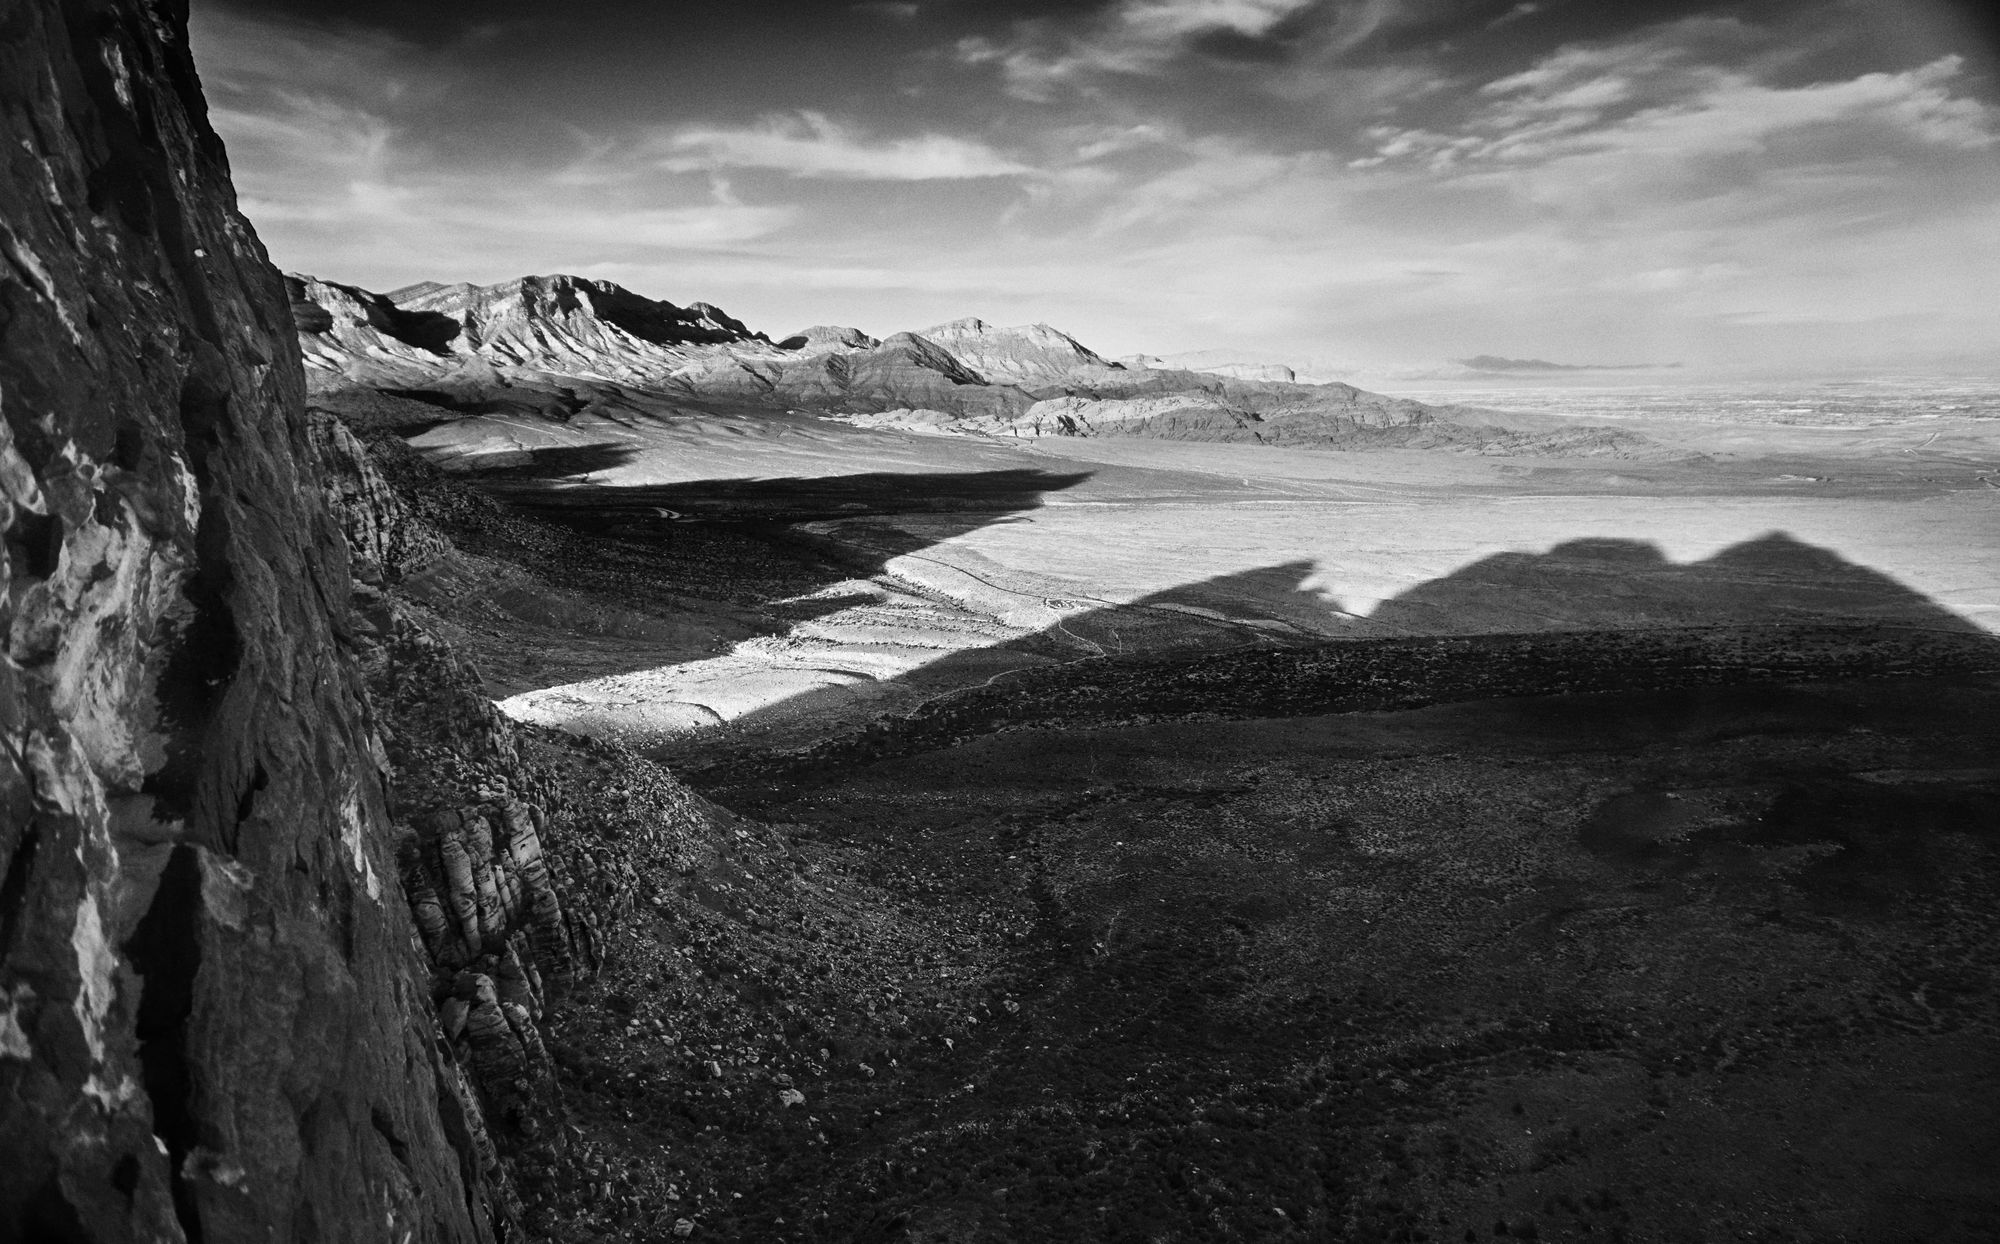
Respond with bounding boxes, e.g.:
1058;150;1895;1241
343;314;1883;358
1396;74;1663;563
1;1;506;1239
307;411;454;581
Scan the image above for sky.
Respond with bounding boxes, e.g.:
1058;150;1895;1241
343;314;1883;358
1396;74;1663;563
189;0;2000;378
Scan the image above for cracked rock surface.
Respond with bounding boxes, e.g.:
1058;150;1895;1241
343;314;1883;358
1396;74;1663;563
1;2;506;1238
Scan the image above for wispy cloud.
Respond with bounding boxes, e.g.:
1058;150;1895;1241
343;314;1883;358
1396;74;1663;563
954;30;1164;103
1119;0;1317;39
955;0;1321;101
1354;25;1999;175
1488;3;1539;30
656;112;1034;180
193;7;798;289
948;15;2000;368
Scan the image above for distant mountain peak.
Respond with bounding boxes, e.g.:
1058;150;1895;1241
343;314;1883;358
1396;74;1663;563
396;273;766;353
921;316;992;337
290;271;772;386
906;317;1116;384
779;325;881;352
1455;354;1679;373
287;272;463;365
917;317;1075;344
286;272;1662;460
384;279;473;305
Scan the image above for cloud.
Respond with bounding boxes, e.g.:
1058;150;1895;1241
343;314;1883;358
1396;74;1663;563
191;7;799;289
191;6;436;106
1075;140;1315;236
1119;0;1317;39
954;31;1165;102
852;1;922;18
1354;21;1999;176
656;111;1034;180
208;96;397;175
954;0;1322;100
944;13;2000;371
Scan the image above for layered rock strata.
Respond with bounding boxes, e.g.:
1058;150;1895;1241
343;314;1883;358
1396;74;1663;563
307;411;453;580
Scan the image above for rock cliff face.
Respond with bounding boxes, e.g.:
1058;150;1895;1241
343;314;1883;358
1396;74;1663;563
307;413;454;580
0;2;504;1239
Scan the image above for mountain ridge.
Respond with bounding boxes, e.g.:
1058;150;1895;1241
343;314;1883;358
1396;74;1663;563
288;271;1674;458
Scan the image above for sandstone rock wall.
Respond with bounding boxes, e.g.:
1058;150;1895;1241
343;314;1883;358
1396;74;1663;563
1;1;504;1239
307;410;453;583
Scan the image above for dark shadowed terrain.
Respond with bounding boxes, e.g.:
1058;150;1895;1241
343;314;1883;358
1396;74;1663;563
257;258;2000;1243
343;398;2000;1243
270;292;2000;1237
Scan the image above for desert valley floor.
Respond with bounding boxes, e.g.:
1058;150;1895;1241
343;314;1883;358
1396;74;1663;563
391;399;2000;757
15;9;2000;1241
328;378;2000;1242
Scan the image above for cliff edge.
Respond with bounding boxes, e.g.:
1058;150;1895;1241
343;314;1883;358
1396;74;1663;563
2;2;502;1239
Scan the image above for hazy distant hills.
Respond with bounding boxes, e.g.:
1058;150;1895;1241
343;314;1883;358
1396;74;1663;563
1120;353;1301;384
288;272;1670;457
1455;355;1681;374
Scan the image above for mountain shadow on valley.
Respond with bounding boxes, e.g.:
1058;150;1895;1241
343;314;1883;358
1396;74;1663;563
688;530;1999;781
1368;532;1988;636
456;442;648;480
388;462;1096;696
468;466;1097;529
377;387;518;417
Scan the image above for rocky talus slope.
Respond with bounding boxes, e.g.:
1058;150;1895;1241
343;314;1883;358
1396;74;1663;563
303;407;746;1144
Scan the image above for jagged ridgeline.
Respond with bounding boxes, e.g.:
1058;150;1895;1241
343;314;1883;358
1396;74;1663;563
288;274;1672;457
1;3;732;1240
